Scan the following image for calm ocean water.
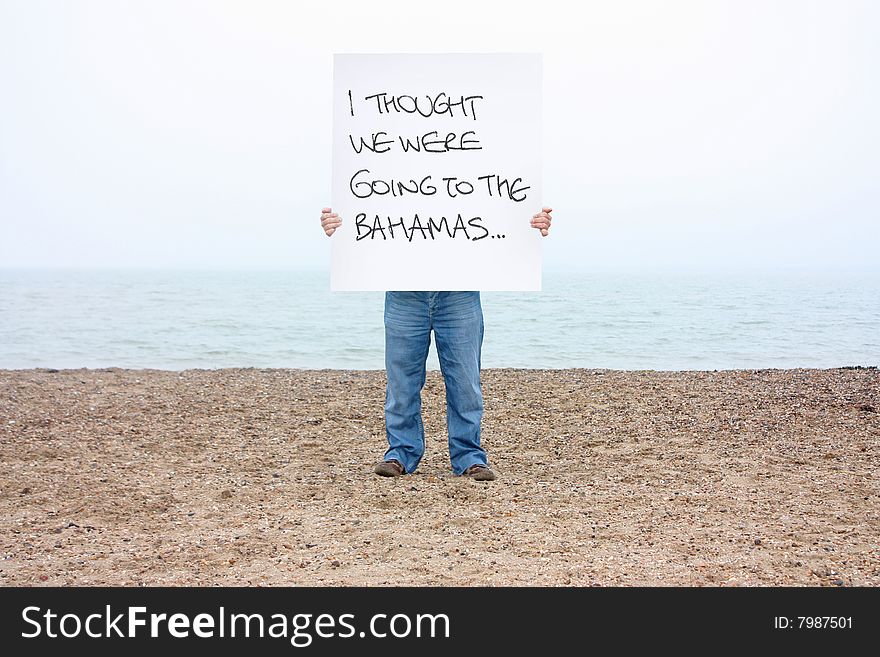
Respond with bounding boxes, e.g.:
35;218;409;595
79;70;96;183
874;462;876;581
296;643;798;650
0;268;877;371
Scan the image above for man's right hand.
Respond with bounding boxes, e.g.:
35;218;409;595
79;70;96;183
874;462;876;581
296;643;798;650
320;207;342;237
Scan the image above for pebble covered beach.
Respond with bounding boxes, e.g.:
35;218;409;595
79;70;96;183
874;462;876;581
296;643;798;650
1;366;878;586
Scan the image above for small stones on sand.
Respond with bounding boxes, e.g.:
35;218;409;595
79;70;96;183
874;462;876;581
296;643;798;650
1;366;878;586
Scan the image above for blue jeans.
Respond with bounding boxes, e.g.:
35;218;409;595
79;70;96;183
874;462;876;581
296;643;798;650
383;291;489;475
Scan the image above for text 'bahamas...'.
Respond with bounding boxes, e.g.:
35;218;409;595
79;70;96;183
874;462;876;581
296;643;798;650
354;213;491;241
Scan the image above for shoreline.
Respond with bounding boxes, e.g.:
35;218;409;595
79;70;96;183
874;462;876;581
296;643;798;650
2;367;878;586
4;364;878;373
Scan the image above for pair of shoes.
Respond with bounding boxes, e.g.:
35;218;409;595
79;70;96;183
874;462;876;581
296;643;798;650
374;459;405;477
462;464;496;481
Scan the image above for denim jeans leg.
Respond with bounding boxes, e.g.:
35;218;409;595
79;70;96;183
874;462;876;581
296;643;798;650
433;291;488;475
383;292;431;473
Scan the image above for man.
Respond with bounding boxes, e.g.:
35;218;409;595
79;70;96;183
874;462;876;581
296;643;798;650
320;207;553;480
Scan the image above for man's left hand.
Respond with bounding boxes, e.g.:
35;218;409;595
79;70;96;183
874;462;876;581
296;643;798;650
530;207;553;237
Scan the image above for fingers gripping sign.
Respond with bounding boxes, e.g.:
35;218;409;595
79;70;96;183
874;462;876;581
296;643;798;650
320;207;342;237
530;206;552;237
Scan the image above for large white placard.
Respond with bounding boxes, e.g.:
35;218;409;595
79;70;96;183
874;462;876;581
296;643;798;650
331;53;542;291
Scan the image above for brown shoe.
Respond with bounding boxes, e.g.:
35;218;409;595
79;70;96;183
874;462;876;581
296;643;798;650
374;459;405;477
463;464;496;481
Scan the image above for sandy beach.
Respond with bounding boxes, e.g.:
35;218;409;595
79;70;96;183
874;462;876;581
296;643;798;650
1;366;877;586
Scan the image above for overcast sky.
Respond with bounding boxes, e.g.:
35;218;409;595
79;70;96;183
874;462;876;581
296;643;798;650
1;0;878;270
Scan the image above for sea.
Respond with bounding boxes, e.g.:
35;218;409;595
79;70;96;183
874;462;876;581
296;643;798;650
0;267;877;371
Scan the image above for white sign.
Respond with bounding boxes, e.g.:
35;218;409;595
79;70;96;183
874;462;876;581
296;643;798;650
331;53;542;291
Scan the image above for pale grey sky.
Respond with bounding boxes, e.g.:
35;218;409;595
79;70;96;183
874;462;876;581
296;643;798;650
1;0;878;270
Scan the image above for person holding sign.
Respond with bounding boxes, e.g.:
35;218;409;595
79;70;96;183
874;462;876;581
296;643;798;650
320;206;553;481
